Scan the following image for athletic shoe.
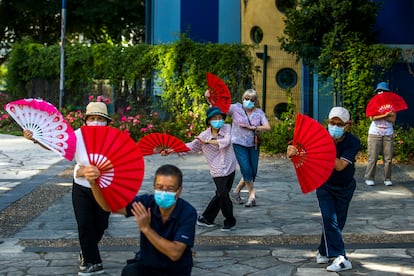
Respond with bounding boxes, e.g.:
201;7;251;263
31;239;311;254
365;179;375;186
78;263;104;275
230;192;244;204
316;250;329;264
326;255;352;272
221;224;236;232
384;180;393;186
244;198;256;207
197;216;216;228
79;251;87;270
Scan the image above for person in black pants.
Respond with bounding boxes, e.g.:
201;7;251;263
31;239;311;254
24;101;113;275
287;107;360;273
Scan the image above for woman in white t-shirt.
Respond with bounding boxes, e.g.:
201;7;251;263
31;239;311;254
364;82;396;187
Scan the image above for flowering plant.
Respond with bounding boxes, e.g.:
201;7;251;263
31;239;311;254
88;95;111;104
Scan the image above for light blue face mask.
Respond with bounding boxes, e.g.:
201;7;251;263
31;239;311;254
328;125;345;139
210;119;224;129
243;99;255;109
154;190;177;209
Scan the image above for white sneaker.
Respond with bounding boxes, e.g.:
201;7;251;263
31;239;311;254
316;250;329;264
326;255;352;272
365;179;375;186
384;180;393;186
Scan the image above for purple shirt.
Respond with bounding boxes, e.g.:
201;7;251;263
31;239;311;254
185;124;237;177
228;103;269;147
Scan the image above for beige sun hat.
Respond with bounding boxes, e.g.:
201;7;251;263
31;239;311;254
85;102;112;121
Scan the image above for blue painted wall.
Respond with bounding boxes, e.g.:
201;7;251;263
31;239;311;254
374;0;414;44
181;0;218;42
152;0;181;44
151;0;240;44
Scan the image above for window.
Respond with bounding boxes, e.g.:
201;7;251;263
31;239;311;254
276;68;297;89
250;26;263;44
275;0;296;14
274;103;288;119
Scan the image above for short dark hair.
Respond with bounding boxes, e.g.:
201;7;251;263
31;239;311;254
154;164;183;187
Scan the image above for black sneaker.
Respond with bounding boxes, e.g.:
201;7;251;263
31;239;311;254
78;263;104;276
221;224;236;232
79;251;86;270
196;216;216;228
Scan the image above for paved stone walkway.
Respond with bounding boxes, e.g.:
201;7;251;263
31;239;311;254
1;133;414;275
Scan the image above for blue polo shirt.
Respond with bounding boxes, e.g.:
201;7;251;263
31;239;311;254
326;132;360;186
125;194;197;275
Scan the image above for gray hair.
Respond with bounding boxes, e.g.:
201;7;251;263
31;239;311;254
242;89;260;108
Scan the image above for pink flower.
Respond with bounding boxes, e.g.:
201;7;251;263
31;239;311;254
88;95;94;102
97;95;103;102
133;119;140;125
126;106;131;112
104;98;110;104
141;127;148;133
121;116;127;123
147;124;154;129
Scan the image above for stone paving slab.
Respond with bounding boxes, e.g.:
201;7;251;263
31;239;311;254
1;133;414;275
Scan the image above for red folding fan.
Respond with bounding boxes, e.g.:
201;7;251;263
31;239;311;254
80;126;145;212
290;114;336;193
206;72;232;113
4;98;76;161
137;133;190;156
366;91;408;117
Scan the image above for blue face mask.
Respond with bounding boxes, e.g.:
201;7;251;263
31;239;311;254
154;190;177;209
210;119;224;129
243;99;255;109
328;125;345;139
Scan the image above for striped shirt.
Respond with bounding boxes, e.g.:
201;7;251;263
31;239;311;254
185;124;237;177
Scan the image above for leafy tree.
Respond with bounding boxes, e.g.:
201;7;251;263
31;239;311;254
279;0;401;122
279;0;380;67
0;0;145;63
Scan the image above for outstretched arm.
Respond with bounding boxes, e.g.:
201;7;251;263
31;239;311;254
23;130;49;150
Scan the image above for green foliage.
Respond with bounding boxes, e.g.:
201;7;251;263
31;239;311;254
280;0;380;66
0;0;145;53
5;36;255;143
279;0;401;124
394;126;414;162
320;35;401;122
261;88;295;154
349;117;371;152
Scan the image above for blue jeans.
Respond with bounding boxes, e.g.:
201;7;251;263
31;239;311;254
232;143;259;182
316;179;356;258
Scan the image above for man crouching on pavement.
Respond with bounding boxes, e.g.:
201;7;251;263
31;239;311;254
84;164;197;276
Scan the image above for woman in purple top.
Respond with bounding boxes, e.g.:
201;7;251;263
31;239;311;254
227;89;271;207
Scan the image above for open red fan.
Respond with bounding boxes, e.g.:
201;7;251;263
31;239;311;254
290;114;336;193
206;72;232;113
4;98;76;161
366;92;408;117
137;133;190;156
81;126;145;212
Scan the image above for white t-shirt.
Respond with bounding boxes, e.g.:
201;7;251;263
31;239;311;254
368;119;394;136
73;128;91;188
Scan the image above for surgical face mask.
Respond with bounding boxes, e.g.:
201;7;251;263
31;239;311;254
154;190;177;209
86;121;107;127
243;99;255;109
328;124;345;139
210;119;224;129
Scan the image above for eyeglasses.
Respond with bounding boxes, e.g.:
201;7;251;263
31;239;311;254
243;97;255;102
328;121;346;127
154;185;180;193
